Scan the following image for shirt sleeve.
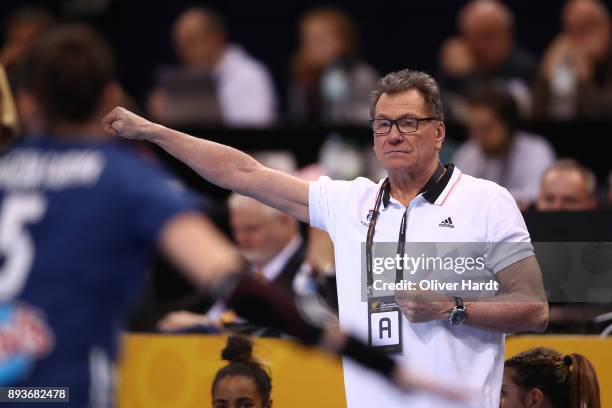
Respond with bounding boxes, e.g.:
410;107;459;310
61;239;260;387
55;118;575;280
308;176;354;238
484;187;534;273
308;176;333;232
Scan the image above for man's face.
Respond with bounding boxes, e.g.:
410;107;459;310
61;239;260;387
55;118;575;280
372;89;443;174
230;206;292;268
301;17;346;68
461;12;512;71
563;0;611;62
537;168;596;211
173;14;223;67
466;105;509;157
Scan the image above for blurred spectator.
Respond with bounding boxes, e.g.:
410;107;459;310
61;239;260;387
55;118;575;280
148;7;277;127
438;0;536;119
502;347;600;407
288;6;378;124
0;7;54;88
228;193;304;290
212;335;272;408
207;194;309;324
157;191;341;331
536;159;597;211
159;194;308;331
533;0;612;119
453;87;555;205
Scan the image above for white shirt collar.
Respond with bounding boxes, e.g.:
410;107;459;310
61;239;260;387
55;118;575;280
380;165;463;209
254;234;303;281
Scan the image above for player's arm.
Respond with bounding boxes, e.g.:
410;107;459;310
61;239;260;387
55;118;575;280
159;211;398;379
159;212;465;402
101;107;309;223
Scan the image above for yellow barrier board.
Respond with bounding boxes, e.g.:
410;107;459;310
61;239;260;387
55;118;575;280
118;334;612;407
117;334;346;408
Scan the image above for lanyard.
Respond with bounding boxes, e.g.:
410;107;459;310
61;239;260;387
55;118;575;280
365;163;445;298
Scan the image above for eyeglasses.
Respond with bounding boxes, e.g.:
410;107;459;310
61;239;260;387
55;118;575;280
369;117;439;135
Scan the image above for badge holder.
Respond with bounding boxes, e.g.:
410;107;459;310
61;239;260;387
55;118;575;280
367;295;403;354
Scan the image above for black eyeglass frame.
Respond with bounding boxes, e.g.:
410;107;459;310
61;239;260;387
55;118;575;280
368;117;440;135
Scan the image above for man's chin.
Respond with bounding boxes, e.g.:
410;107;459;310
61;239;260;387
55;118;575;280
382;160;418;174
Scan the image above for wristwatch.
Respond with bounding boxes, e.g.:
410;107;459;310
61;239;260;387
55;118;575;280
448;296;467;325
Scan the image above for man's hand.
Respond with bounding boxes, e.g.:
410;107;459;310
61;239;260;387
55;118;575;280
395;290;453;323
101;106;156;141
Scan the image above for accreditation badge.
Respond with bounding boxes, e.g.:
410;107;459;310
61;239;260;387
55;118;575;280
367;296;403;354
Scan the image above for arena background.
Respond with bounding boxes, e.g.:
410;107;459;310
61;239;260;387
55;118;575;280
1;0;574;108
2;0;612;407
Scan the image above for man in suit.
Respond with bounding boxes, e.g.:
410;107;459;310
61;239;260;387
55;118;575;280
228;193;305;291
158;194;310;332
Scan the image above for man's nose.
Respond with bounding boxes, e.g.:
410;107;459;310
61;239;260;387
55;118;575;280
387;125;404;144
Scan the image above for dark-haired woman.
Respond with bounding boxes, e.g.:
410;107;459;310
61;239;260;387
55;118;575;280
212;335;272;408
501;347;600;408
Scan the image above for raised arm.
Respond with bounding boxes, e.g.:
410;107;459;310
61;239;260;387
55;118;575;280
101;107;310;222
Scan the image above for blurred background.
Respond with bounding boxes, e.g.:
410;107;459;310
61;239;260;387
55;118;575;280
0;0;580;110
2;0;612;406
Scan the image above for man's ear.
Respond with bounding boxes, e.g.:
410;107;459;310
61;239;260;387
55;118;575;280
435;121;446;149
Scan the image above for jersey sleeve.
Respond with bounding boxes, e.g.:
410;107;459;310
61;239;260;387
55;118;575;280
484;188;534;274
120;156;203;247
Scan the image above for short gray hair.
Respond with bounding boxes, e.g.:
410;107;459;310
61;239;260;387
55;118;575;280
369;69;444;120
227;193;283;218
544;159;597;195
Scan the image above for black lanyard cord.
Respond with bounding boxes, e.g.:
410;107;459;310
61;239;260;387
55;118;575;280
365;178;388;295
365;164;446;297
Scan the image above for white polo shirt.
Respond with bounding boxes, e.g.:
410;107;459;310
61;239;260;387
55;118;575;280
309;165;533;408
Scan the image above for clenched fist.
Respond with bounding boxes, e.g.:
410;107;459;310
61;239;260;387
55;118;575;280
101;107;157;141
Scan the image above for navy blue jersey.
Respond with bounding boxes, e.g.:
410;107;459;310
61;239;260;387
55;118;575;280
0;137;200;406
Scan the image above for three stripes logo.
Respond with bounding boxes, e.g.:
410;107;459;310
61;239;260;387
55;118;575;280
439;217;455;228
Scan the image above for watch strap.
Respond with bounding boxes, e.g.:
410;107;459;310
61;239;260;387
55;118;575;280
453;296;464;309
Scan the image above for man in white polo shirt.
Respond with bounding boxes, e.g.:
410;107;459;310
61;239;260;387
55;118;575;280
102;69;548;407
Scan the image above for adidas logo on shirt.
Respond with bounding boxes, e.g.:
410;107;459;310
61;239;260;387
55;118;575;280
439;217;455;228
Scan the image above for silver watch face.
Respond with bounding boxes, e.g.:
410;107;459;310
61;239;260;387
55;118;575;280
449;308;467;325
